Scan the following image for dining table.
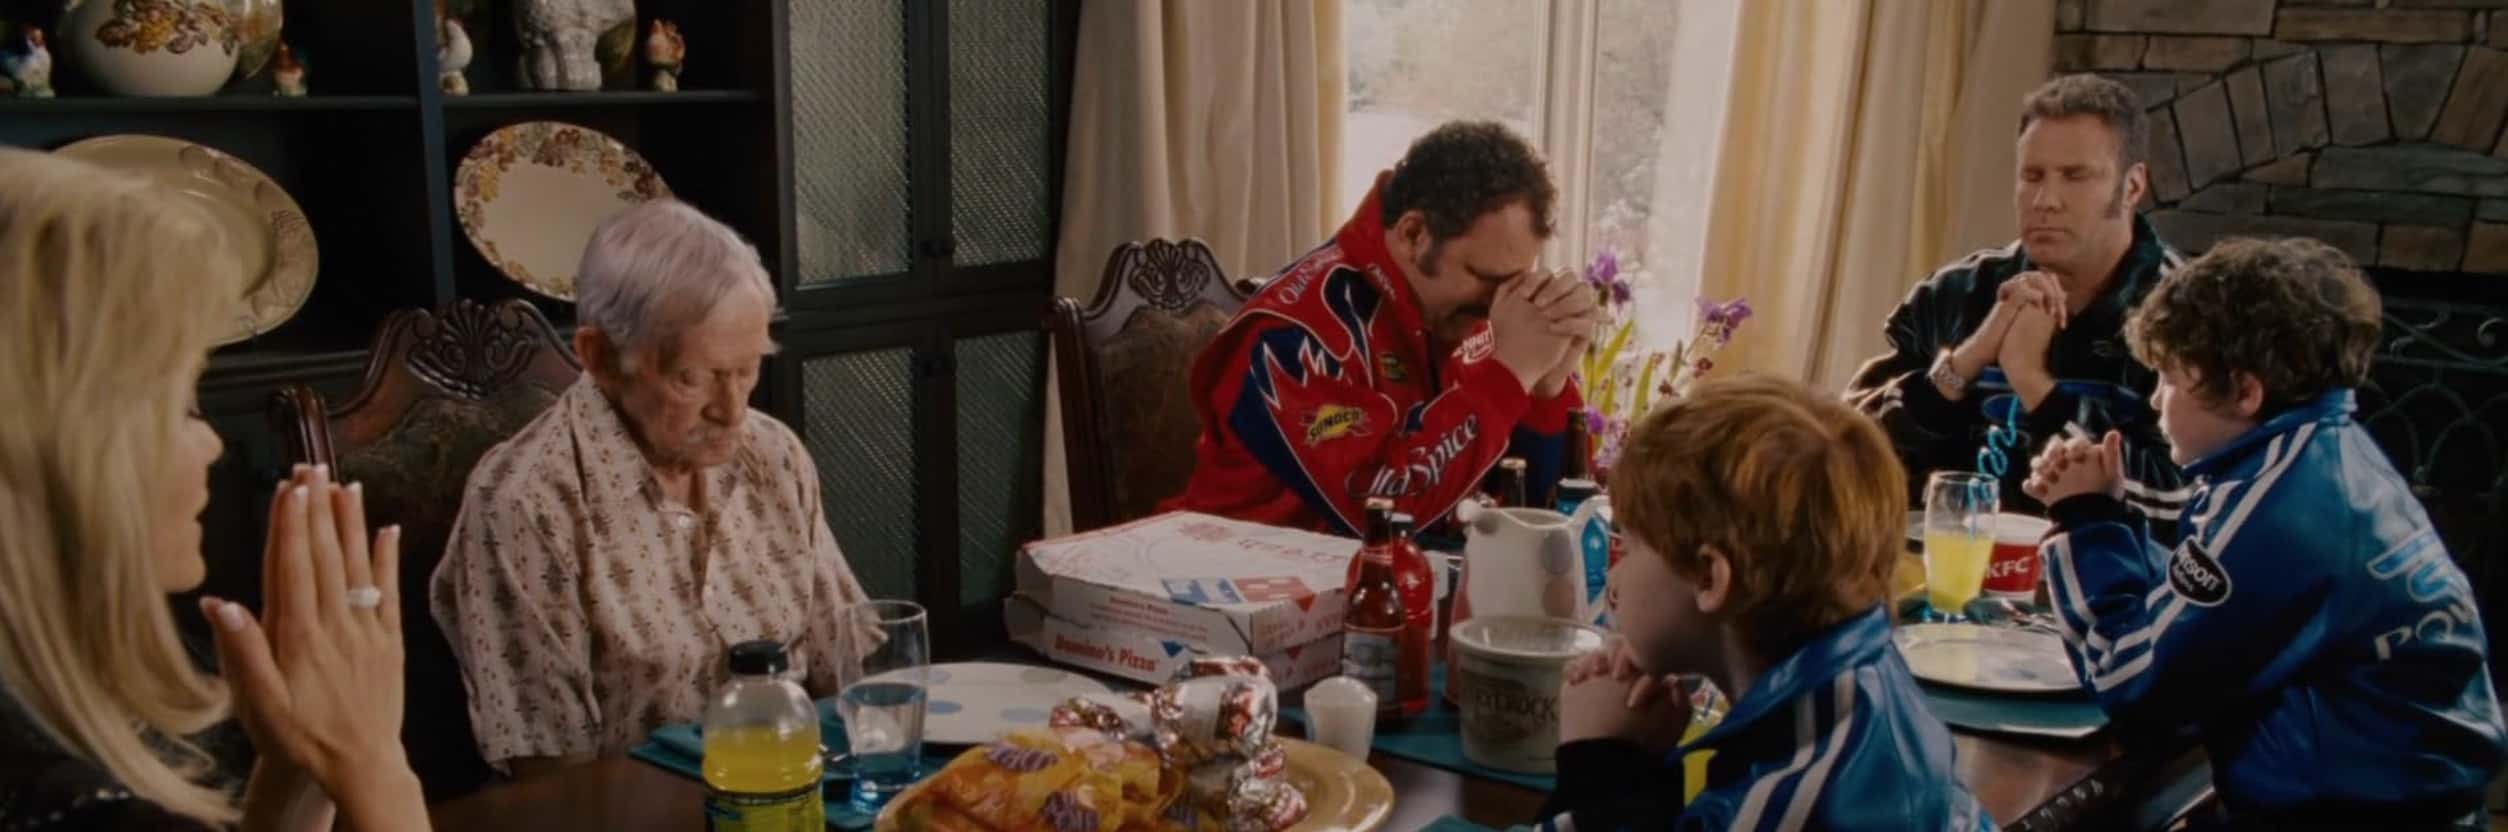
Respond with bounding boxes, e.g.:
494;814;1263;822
428;664;2200;832
431;542;2211;831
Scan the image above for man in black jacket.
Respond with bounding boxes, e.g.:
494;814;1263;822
1846;74;2189;520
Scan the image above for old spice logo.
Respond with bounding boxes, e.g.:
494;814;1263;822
1364;414;1480;497
1303;404;1372;446
1272;260;1328;304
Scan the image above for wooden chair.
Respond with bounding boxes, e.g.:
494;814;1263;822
1048;239;1250;531
267;298;581;800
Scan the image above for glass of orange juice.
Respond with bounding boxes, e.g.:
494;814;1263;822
1921;472;1998;621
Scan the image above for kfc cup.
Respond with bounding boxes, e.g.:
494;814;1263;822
1981;513;2054;600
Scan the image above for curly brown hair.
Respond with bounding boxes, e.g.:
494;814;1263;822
1379;121;1557;242
1611;376;1905;658
2125;236;2383;413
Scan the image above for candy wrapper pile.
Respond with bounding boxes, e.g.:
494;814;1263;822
885;657;1308;832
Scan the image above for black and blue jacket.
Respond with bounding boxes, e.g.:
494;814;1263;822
2042;389;2507;825
1533;607;1992;830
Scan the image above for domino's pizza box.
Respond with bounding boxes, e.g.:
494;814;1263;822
1012;511;1353;657
1005;594;1345;689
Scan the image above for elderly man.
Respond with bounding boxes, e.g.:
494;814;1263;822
431;200;866;778
1167;121;1600;534
1845;74;2189;519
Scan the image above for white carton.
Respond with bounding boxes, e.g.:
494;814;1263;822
1005;595;1345;689
1012;511;1355;657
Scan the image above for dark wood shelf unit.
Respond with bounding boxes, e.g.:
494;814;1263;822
439;89;762;109
4;0;1079;681
0;94;421;113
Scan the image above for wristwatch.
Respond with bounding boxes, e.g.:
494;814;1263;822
1927;351;1969;401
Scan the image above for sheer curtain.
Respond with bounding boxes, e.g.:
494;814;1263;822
1042;0;1345;536
1668;0;2055;389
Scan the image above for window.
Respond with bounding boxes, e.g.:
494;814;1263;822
1342;0;1710;344
1339;0;1545;215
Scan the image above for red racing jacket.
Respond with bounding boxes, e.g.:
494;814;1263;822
1163;183;1580;536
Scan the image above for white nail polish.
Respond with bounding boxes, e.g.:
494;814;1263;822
216;602;247;631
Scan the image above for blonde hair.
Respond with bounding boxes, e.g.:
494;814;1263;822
1612;376;1907;657
0;148;245;824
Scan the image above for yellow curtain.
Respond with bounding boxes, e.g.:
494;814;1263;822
1042;0;1345;537
1694;0;2054;391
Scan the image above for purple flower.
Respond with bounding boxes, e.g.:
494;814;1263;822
1585;249;1619;287
1694;297;1752;328
1609;279;1633;305
1585;409;1608;435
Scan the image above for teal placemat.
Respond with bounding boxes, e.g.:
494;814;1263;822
1917;682;2108;739
1280;666;2104;798
628;700;959;830
1420;816;1504;832
1279;667;1558;792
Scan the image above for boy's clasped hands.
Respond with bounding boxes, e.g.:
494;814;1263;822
1559;638;1695;754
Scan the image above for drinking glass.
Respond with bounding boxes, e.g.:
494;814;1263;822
835;600;929;813
1921;472;1999;622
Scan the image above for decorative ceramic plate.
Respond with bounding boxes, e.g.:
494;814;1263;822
454;121;670;300
873;737;1393;832
55;135;317;346
860;662;1114;746
1894;622;2080;694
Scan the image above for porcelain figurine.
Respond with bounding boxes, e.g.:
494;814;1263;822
221;0;281;82
643;19;682;92
437;15;472;95
3;26;53;98
513;0;631;91
60;0;239;97
269;40;302;96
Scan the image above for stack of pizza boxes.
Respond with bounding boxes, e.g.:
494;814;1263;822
1006;511;1352;689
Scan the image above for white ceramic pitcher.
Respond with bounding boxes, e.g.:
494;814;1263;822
1445;503;1609;703
1461;506;1596;621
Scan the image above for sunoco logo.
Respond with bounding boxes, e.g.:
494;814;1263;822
2168;539;2232;607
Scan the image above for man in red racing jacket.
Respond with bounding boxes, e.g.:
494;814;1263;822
1166;122;1599;536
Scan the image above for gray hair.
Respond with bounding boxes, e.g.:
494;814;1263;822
575;199;776;371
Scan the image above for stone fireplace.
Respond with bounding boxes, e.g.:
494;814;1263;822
2053;0;2508;275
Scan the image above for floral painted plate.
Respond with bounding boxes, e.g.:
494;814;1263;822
454;121;670;300
55;135;317;346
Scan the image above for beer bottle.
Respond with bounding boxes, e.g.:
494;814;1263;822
1342;498;1427;719
1557;409;1591;504
1492;457;1529;508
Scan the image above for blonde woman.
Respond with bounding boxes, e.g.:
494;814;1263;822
0;149;428;830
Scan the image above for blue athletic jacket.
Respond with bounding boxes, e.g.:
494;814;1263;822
1533;607;1993;831
2041;389;2507;822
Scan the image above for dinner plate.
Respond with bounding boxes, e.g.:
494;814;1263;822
873;737;1392;832
55;135;317;346
861;662;1112;746
1893;622;2080;694
454;121;671;300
